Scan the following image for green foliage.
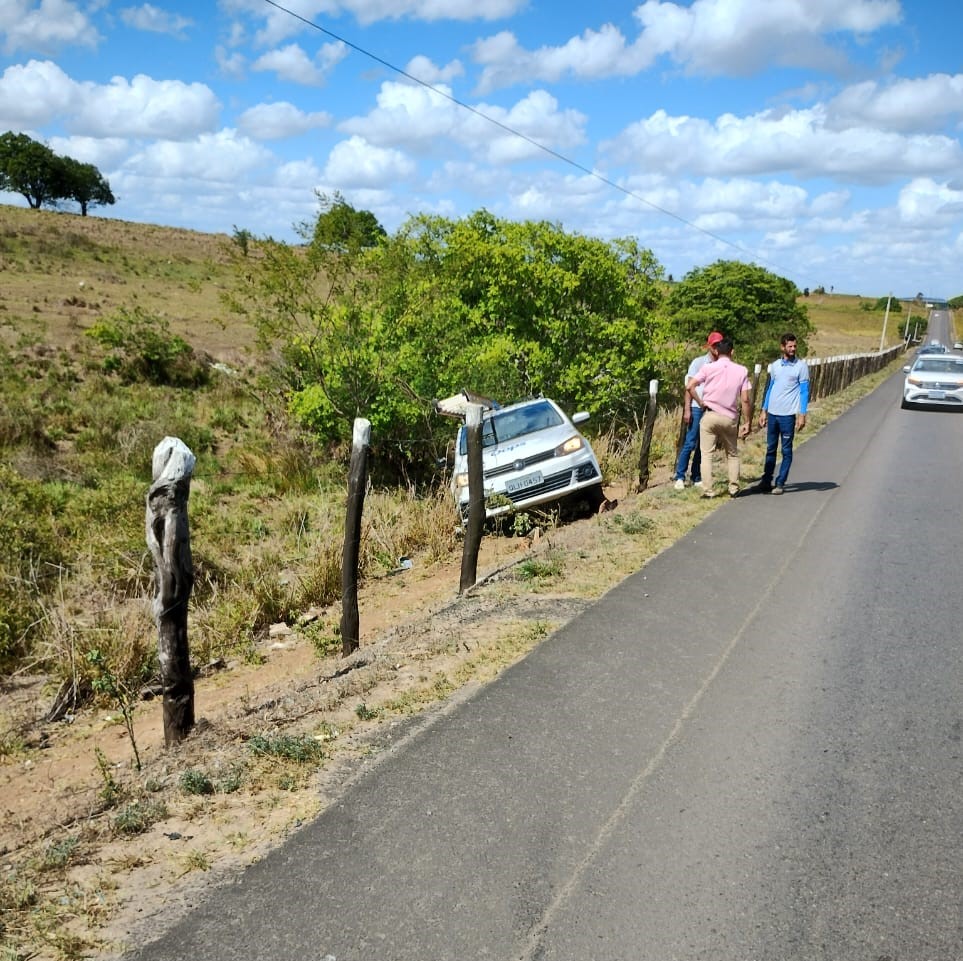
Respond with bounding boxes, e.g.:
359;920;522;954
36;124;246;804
0;464;63;670
667;260;812;372
517;554;564;580
180;769;216;795
86;306;209;387
58;156;116;216
862;296;901;312
247;732;325;764
87;649;142;770
233;207;671;475
310;191;386;252
354;702;381;720
112;798;168;836
0;131;115;214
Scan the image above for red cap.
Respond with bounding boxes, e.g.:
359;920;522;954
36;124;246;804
707;331;724;346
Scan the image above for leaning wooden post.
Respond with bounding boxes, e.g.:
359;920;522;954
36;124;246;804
459;403;485;593
146;437;196;747
341;417;371;657
636;379;659;492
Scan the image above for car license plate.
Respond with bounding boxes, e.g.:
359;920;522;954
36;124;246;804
928;390;946;399
505;470;544;495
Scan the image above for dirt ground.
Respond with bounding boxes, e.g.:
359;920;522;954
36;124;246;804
2;476;701;961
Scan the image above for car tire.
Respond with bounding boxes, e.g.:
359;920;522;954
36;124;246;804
900;397;909;409
575;484;606;516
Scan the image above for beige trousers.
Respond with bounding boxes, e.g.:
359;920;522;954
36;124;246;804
699;409;740;491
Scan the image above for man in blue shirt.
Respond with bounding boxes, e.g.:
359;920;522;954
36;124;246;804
757;333;809;494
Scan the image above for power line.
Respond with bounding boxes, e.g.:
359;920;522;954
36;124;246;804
261;0;794;278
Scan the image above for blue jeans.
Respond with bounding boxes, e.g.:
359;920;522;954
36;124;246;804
762;414;796;487
675;406;703;482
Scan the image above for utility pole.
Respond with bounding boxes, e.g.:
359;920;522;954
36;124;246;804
879;294;892;352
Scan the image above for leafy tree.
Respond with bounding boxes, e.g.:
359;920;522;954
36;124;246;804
311;191;386;253
60;156;116;215
667;260;812;368
0;131;115;215
0;131;64;209
230;207;672;477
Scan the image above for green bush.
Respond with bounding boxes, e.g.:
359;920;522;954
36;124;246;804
86;306;210;387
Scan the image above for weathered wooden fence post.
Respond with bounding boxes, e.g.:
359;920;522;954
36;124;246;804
748;363;763;426
146;436;196;747
341;417;371;657
459;403;485;593
636;379;659;491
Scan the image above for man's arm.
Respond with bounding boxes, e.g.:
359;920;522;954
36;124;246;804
739;385;751;437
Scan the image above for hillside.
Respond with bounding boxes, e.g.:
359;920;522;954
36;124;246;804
0;204;246;358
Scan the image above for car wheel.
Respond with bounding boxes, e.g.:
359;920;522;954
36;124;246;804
900;397;909;409
575;484;606;517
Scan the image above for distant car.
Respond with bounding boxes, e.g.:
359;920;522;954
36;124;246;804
901;354;963;409
916;344;948;355
954;342;963;351
451;397;604;522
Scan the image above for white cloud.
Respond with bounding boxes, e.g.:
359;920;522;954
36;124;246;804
897;178;963;228
47;135;129;171
827;74;963;134
343;0;526;25
0;0;100;55
252;42;347;86
0;60;221;139
119;4;193;37
323;135;416;188
70;74;221;139
404;54;464;85
238;101;332;140
124;129;274;181
602;105;963;185
342;81;586;163
472;0;903;92
0;60;77;128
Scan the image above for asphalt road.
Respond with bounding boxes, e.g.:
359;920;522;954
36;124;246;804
124;367;962;961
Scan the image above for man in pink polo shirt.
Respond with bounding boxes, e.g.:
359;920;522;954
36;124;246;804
686;337;751;497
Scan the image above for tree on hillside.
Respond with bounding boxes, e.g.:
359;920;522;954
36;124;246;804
0;131;115;215
230;208;672;477
667;260;812;367
59;156;116;215
311;191;386;253
0;131;64;209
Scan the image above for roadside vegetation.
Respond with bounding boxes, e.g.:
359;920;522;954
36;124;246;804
0;199;932;960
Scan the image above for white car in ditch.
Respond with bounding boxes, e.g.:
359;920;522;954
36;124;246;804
447;396;605;522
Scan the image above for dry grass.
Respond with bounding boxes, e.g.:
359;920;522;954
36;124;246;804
804;292;917;356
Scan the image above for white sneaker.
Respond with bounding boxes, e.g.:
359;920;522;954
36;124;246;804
673;478;685;491
693;481;704;488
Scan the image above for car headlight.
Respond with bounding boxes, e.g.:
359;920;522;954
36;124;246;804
907;377;923;386
555;435;585;456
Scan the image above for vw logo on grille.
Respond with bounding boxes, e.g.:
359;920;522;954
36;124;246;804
513;459;526;471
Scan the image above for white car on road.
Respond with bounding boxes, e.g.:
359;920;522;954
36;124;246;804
901;354;963;409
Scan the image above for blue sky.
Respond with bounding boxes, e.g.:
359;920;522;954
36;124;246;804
1;0;962;299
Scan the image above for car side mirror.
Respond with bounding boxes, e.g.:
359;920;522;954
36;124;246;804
571;411;590;425
902;365;911;373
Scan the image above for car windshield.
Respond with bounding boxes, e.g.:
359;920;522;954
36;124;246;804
458;400;563;454
914;359;963;373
